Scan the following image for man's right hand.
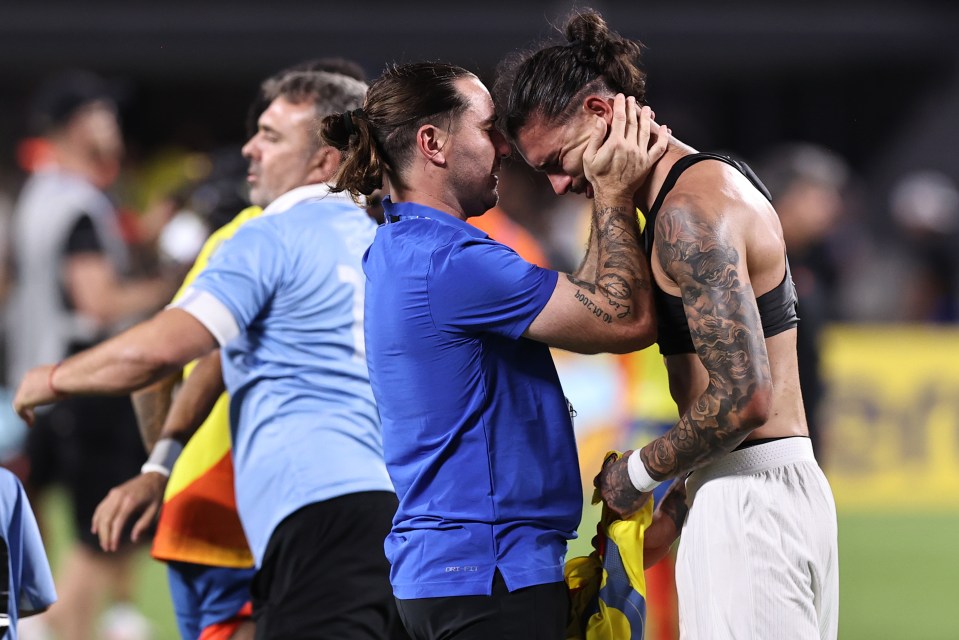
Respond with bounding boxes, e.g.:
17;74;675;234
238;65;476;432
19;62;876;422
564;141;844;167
583;95;669;200
594;449;652;519
91;472;168;552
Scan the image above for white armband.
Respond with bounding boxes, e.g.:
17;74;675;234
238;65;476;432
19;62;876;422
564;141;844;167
171;287;240;346
141;438;184;477
627;450;662;493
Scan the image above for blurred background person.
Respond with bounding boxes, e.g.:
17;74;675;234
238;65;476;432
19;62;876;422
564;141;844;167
5;70;178;640
888;170;959;323
756;143;852;458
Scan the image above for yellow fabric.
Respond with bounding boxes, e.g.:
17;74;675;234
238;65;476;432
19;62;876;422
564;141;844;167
566;451;653;640
165;206;262;498
152;206;263;568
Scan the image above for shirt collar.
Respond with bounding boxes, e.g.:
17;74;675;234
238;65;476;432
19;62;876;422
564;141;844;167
381;197;488;239
262;183;355;216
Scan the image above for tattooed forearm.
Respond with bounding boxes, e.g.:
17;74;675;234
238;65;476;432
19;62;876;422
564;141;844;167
131;372;179;451
642;205;772;479
572;288;613;323
656;478;689;531
567;274;597;294
566;201;652;326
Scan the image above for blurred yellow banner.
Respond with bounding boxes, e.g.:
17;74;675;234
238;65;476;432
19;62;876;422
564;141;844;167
821;325;959;510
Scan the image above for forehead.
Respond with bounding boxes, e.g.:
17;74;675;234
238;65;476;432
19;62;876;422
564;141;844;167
258;96;315;130
514;113;569;169
454;75;494;121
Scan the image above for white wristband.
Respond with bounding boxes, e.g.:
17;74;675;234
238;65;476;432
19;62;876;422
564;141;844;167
627;451;662;493
141;438;184;477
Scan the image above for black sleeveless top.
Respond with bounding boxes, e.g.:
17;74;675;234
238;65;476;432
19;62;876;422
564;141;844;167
642;152;799;356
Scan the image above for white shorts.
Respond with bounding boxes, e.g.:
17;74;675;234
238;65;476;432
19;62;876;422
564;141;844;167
676;437;838;640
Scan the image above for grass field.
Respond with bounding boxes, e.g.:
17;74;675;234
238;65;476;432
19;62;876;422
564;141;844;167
39;490;959;639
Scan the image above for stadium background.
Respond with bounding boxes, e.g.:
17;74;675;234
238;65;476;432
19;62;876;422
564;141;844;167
3;1;959;638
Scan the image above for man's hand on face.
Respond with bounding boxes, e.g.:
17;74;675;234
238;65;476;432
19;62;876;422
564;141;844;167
583;94;669;201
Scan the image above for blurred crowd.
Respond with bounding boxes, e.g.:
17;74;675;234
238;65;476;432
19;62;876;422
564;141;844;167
0;68;956;639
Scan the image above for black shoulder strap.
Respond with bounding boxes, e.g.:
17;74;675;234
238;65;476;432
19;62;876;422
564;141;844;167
643;152;772;252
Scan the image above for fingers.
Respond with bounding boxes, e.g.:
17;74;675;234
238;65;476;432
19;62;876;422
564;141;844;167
648;121;671;163
131;501;160;543
92;487;139;552
91;493;118;551
637;103;651;147
584;115;607;161
625;96;638;142
109;494;137;552
608;93;628;141
18;407;34;427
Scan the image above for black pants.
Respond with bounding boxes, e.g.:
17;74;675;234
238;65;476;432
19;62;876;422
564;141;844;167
251;491;408;640
27;395;147;551
395;571;568;640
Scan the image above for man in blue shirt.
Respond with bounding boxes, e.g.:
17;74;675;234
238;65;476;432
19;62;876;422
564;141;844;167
14;71;401;640
0;468;57;639
320;63;667;639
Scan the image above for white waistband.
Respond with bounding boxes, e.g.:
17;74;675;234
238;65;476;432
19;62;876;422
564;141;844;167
686;437;816;496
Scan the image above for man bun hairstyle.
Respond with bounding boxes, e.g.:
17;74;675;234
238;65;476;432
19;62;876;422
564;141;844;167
494;8;647;139
321;62;474;202
321;107;382;199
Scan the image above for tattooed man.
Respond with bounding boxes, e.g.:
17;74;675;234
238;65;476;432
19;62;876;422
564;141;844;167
320;62;666;640
497;9;839;640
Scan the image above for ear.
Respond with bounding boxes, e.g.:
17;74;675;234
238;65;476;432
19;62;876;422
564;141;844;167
308;146;342;184
414;123;449;167
583;95;614;125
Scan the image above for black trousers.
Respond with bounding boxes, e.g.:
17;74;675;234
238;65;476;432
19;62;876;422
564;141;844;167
395;571;568;640
251;491;408;640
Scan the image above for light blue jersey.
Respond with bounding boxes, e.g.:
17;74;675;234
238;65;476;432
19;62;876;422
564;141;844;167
0;468;56;637
177;185;394;564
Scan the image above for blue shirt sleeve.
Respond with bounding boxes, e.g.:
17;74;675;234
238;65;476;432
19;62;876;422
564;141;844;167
17;483;56;614
189;220;287;334
0;470;56;616
428;236;558;339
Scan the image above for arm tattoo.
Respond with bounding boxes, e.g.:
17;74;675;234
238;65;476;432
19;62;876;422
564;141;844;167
641;206;772;479
657;478;689;531
598;452;651;517
130;373;179;451
566;203;651;324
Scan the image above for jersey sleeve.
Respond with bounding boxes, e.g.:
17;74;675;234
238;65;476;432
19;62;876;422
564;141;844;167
2;473;57;615
171;206;263;305
63;214;103;255
428;236;558;339
173;220;284;345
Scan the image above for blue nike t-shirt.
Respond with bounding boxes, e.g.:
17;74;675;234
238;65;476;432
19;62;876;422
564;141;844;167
364;198;581;599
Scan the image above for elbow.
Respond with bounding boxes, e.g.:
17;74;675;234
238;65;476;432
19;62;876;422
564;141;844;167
738;379;774;431
607;315;657;354
116;342;182;382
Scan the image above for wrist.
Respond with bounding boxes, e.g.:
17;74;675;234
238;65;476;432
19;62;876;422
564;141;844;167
627;449;662;493
141;437;183;476
592;189;635;205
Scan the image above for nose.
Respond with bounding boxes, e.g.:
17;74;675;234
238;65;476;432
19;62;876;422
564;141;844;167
241;135;257;159
547;174;572;196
